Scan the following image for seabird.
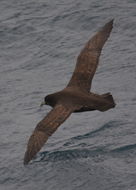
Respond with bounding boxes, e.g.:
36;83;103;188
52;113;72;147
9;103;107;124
24;19;116;164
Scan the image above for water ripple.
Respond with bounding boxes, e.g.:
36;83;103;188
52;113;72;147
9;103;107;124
111;143;136;153
63;120;123;146
34;147;107;163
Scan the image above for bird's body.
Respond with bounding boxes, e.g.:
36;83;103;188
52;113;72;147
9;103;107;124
45;88;115;112
24;19;116;164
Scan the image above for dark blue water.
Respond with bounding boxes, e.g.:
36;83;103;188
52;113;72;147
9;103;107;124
0;0;136;189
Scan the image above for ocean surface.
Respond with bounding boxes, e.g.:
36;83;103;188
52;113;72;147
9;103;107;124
0;0;136;189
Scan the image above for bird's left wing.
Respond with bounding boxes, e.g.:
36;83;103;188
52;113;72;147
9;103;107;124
24;104;75;164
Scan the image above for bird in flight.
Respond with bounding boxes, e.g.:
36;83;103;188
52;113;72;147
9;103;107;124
24;19;116;164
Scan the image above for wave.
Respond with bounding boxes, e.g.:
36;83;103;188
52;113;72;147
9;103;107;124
33;147;106;163
33;142;136;164
64;120;122;146
111;143;136;153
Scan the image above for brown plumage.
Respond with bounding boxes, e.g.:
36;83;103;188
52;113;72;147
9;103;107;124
24;19;116;165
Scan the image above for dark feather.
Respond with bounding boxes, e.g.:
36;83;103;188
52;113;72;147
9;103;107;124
24;20;115;165
24;104;75;164
67;19;114;92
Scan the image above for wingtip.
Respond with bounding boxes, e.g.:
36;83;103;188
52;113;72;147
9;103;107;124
100;19;114;35
105;19;114;27
107;19;114;27
109;19;114;25
23;130;48;165
23;151;30;165
110;18;114;23
23;146;34;165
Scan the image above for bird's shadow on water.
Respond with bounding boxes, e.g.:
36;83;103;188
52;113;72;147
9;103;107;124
31;120;125;164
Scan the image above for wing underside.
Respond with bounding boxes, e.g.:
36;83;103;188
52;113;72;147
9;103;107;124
67;19;113;92
24;104;74;164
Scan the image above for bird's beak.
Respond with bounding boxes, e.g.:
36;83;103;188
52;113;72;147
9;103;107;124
40;100;46;107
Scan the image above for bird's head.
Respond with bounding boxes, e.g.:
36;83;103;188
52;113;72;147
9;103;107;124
40;94;55;107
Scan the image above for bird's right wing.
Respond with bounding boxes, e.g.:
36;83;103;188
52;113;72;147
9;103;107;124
24;104;76;164
67;20;113;92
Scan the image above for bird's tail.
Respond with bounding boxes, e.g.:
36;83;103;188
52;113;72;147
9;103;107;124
101;92;116;108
